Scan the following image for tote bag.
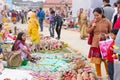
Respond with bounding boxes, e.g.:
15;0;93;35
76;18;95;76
99;39;113;59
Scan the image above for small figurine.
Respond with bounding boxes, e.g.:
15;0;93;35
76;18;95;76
81;72;89;80
73;59;85;71
0;50;4;72
89;72;96;80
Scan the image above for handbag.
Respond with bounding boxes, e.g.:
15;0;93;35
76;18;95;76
88;32;94;45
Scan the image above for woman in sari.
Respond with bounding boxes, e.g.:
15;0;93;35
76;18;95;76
78;8;88;39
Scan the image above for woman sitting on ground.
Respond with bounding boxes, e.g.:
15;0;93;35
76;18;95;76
11;32;32;60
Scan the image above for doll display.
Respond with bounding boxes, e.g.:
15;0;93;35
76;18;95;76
0;55;4;72
2;23;16;43
73;59;85;71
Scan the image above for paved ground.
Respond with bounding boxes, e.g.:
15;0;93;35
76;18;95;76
9;22;108;79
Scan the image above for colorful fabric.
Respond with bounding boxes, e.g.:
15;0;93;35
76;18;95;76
114;16;120;29
88;47;101;58
11;17;16;22
19;53;74;72
12;40;30;59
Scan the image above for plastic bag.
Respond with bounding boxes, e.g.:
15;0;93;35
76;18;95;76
99;39;113;59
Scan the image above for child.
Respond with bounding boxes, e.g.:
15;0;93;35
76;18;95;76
106;29;119;80
12;32;32;60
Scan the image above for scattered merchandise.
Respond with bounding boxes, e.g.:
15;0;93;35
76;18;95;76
0;23;97;79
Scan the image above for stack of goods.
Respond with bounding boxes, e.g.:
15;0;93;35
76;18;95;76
18;52;97;80
2;23;16;44
30;72;63;80
63;59;96;80
29;34;68;53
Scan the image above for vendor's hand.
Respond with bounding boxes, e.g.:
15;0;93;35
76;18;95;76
99;33;107;40
92;19;97;27
27;54;32;60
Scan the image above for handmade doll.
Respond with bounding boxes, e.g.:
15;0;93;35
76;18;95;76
81;72;89;80
42;41;48;50
2;23;16;42
58;41;64;49
40;40;46;50
63;71;72;80
89;72;96;80
0;52;4;72
40;34;44;40
63;53;72;59
77;69;83;80
71;70;77;80
73;59;85;71
49;39;55;50
44;36;51;40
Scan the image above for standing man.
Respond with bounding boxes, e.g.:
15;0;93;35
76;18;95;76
0;11;3;24
20;10;25;24
54;14;63;40
49;9;55;38
37;8;45;32
102;0;115;22
27;9;33;20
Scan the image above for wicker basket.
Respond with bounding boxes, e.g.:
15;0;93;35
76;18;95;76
3;50;22;67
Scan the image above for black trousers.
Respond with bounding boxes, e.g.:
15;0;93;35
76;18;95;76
21;16;24;24
56;23;62;39
108;61;114;80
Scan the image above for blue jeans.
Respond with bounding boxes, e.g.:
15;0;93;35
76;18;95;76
39;19;43;31
108;61;114;80
49;21;55;37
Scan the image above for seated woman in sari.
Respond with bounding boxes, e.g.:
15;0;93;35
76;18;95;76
12;32;32;60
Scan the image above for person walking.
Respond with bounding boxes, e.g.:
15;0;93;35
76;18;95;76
87;7;112;79
113;0;120;29
27;12;40;50
54;13;63;40
37;8;45;32
11;10;17;24
20;10;25;24
0;11;3;24
106;29;119;80
49;9;55;38
78;8;88;39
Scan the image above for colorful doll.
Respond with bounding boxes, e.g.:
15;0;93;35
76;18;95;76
89;72;96;80
81;72;89;80
0;51;4;72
